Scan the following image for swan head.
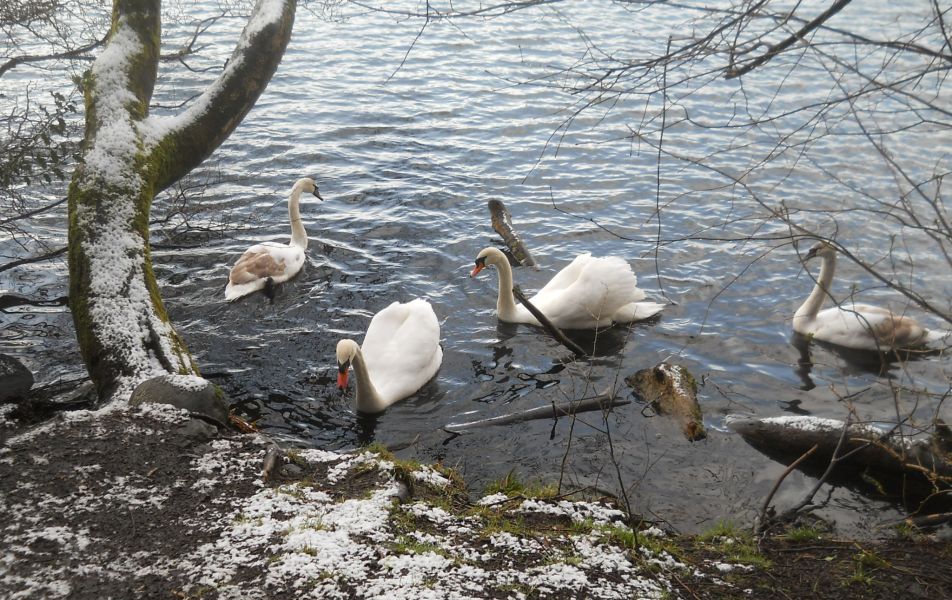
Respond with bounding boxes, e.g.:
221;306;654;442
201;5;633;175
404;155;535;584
294;177;324;201
804;240;835;262
471;247;506;277
335;339;360;389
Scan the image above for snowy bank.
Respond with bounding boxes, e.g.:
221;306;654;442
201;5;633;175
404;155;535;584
0;405;792;598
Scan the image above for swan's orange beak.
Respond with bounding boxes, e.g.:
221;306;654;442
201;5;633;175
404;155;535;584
337;364;349;390
470;257;486;277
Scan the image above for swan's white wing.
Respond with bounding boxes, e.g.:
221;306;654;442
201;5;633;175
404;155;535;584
807;303;929;350
225;243;305;300
613;301;665;322
529;255;645;329
361;299;443;404
534;253;594;295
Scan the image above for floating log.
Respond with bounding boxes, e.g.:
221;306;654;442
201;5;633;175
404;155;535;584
488;199;538;270
727;415;952;482
626;363;705;441
512;286;587;357
445;393;627;433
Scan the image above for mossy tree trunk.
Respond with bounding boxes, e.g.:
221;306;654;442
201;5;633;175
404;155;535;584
68;0;296;400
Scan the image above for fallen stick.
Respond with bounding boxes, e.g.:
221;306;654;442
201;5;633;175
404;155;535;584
488;199;539;270
444;393;627;433
512;285;587;357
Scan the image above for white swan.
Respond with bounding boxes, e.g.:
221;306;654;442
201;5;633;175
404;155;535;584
793;241;946;350
225;177;323;301
470;247;664;330
336;299;443;414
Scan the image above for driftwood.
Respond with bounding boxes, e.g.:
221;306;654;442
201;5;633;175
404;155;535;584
512;286;587;357
445;393;627;433
728;415;952;483
626;362;705;441
488;199;538;270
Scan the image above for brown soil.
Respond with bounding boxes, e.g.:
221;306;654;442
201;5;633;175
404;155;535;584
681;537;952;599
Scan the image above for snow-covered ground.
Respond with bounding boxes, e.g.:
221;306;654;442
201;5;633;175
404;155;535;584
0;404;750;599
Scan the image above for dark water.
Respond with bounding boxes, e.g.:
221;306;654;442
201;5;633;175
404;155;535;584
2;2;950;536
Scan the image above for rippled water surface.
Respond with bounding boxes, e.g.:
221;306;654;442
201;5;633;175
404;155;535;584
3;1;951;535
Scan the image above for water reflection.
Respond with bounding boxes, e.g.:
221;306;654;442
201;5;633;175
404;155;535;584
790;332;915;389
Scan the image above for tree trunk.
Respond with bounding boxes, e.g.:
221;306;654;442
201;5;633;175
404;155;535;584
68;0;296;400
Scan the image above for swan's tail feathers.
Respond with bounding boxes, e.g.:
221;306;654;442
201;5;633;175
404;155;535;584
225;280;263;302
614;301;665;323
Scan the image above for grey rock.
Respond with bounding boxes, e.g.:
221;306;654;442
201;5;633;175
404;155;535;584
0;354;33;402
130;374;229;425
177;418;219;442
280;463;303;479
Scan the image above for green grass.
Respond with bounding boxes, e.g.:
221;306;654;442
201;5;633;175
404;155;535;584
597;523;638;550
387;534;450;558
485;469;558;499
782;525;825;543
479;512;535;539
698;520;744;542
697;520;771;569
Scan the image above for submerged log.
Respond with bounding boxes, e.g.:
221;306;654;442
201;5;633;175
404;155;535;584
727;415;952;482
626;362;705;441
488;199;538;270
445;393;627;433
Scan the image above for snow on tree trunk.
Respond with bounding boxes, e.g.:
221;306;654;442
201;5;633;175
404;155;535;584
68;0;295;400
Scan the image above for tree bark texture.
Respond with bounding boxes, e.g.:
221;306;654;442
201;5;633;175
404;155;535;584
68;0;296;399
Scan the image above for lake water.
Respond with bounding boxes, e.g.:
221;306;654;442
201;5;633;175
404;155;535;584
2;1;951;536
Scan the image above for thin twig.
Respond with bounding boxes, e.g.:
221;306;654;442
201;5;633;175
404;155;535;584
756;444;819;534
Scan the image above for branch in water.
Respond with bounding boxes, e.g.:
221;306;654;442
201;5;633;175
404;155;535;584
512;285;587;356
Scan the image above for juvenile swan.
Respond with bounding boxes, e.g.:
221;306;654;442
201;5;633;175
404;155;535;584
336;299;443;414
792;241;945;350
225;177;323;301
470;247;664;330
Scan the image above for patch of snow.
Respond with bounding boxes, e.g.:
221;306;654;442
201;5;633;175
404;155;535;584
295;448;344;464
476;492;509;506
642;526;666;538
760;415;845;432
325;452;376;484
164;374;210;392
410;466;450;488
639;545;688;571
406;502;479;535
134;401;190;423
489;531;542;554
708;560;754;573
517;498;626;524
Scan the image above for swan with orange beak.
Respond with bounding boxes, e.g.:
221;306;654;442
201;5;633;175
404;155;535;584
470;246;663;329
335;299;443;413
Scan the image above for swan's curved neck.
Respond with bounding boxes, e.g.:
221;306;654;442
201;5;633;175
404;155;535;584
289;187;308;249
492;258;520;320
795;252;835;320
351;347;387;413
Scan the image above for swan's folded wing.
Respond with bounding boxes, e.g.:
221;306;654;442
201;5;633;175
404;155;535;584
534;253;593;295
810;305;929;349
531;255;644;328
228;243;303;285
362;299;443;401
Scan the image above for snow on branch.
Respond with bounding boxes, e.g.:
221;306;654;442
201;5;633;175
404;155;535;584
142;0;295;191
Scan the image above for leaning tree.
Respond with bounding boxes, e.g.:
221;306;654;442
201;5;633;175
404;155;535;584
68;0;295;400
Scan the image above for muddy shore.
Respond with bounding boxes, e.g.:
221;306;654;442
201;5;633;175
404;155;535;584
1;403;950;599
